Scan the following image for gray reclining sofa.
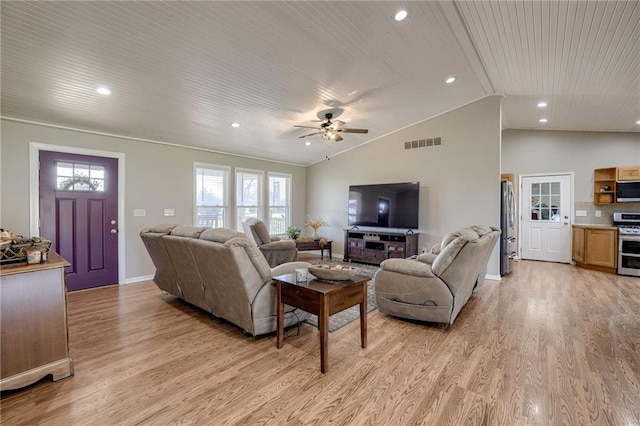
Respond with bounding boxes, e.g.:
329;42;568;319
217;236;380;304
140;224;311;336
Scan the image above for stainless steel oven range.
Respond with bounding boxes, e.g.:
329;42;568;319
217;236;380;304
613;212;640;277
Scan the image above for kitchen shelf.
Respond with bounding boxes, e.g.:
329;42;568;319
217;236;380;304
593;167;616;205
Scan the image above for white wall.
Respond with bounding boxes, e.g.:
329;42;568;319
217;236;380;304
0;119;307;281
502;129;640;225
306;96;502;276
502;129;640;201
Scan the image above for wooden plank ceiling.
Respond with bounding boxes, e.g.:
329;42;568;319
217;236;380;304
1;1;638;165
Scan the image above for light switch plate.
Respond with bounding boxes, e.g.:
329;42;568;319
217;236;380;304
595;210;602;217
575;210;587;217
164;208;175;216
134;209;146;217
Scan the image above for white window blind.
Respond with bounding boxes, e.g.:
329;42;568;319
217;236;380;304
195;164;229;228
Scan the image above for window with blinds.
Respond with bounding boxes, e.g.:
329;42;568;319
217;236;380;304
235;168;263;231
268;172;291;234
194;164;229;228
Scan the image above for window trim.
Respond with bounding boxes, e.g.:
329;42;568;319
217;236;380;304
194;162;230;228
235;167;264;231
267;171;292;235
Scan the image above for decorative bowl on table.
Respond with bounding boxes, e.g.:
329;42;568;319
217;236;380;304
308;264;358;281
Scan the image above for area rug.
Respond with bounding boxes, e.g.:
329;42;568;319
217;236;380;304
303;261;379;332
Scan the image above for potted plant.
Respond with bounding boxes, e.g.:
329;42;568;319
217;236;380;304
305;216;328;239
286;226;301;240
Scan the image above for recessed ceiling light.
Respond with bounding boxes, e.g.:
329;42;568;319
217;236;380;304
445;77;456;84
537;102;547;108
305;141;311;146
539;118;548;123
96;86;111;96
231;122;240;128
394;9;407;21
636;119;640;125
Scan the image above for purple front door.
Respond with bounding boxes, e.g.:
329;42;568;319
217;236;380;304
39;151;119;291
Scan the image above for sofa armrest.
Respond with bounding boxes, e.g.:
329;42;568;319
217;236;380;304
271;261;312;277
379;258;436;278
416;253;438;264
259;240;296;251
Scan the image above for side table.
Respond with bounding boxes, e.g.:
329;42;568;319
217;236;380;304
274;272;368;373
295;240;332;260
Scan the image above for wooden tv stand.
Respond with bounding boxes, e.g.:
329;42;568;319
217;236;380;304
343;229;419;265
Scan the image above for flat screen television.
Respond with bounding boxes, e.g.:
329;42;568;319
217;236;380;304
348;182;419;230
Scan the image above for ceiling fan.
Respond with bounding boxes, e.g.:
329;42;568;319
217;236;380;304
294;112;368;142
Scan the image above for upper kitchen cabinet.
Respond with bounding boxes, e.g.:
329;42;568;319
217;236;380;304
593;165;640;204
594;167;616;204
617;166;640;181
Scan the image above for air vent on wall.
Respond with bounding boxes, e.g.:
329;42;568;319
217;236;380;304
404;136;443;150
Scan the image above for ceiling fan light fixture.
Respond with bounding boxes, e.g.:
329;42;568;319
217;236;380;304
394;9;408;21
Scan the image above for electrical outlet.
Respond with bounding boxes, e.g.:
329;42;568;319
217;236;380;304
134;209;146;217
575;210;587;217
164;208;175;216
595;210;602;217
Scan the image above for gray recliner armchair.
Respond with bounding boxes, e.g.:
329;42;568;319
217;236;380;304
374;225;500;325
242;218;298;267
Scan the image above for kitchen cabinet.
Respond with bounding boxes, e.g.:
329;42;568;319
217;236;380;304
617;165;640;181
593;167;616;204
572;227;585;264
572;225;617;274
593;165;640;204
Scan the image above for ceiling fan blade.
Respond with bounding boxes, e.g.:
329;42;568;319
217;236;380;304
293;125;321;130
298;131;323;138
339;128;369;134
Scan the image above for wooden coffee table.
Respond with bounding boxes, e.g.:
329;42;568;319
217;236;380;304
274;272;368;373
295;239;332;260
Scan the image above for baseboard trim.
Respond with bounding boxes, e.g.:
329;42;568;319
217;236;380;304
485;273;501;282
123;274;154;285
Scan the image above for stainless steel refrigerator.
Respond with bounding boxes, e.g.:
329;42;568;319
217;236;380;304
500;180;516;275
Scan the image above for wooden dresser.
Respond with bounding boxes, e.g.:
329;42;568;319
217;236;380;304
0;252;74;390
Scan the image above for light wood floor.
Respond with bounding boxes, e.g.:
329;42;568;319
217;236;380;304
2;259;639;425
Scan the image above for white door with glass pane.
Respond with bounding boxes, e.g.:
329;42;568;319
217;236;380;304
520;174;572;263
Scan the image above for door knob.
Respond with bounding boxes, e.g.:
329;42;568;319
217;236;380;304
110;229;118;234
